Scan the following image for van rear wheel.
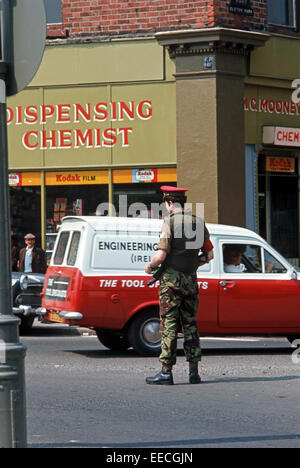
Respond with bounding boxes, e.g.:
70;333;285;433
128;309;161;356
96;329;130;351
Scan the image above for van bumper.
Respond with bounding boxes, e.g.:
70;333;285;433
59;311;83;321
13;306;47;317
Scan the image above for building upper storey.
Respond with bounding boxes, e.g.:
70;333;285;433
45;1;300;41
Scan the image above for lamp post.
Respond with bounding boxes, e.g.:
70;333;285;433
0;59;27;448
0;0;46;448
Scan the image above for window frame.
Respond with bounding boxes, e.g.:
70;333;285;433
67;231;81;266
262;248;288;274
221;242;263;275
53;231;70;265
268;0;297;29
44;0;63;25
220;240;289;276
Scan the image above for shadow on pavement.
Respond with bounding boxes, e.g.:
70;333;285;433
29;432;300;448
20;322;82;337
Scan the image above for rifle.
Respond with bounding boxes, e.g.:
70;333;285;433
147;264;166;287
147;251;209;286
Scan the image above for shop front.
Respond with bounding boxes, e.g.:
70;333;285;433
7;39;177;259
245;81;300;266
258;151;299;265
8;33;300;266
9;167;177;260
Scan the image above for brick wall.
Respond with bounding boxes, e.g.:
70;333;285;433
46;0;268;39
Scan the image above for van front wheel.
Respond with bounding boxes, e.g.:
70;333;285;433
96;329;130;351
128;309;161;357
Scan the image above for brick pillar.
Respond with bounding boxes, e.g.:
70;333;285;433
156;28;269;226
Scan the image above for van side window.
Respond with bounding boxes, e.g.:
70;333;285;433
223;244;262;273
53;232;70;265
67;232;81;266
264;250;287;274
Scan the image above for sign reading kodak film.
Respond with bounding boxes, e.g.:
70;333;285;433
6;100;153;151
45;170;109;185
9;168;176;186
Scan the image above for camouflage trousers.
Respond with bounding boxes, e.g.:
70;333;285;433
159;267;201;368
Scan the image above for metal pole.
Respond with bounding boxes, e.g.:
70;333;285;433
41;170;46;250
0;60;27;448
108;168;113;216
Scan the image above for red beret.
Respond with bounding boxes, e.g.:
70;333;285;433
160;186;188;193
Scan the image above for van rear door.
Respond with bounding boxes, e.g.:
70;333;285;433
43;230;81;314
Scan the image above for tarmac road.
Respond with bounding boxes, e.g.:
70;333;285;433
22;321;300;449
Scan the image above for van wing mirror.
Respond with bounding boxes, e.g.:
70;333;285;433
291;269;298;280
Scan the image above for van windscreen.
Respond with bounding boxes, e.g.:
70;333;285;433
54;232;70;265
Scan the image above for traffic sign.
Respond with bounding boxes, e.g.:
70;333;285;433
0;0;46;96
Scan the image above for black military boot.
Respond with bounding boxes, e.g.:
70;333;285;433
146;368;174;385
189;364;201;384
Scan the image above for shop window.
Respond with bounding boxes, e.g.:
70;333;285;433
44;0;62;24
268;0;296;27
10;186;41;249
258;154;299;264
46;185;108;233
112;183;176;219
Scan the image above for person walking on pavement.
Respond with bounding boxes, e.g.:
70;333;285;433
11;232;19;272
145;186;214;385
18;233;47;274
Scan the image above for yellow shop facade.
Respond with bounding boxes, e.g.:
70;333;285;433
7;31;300;266
7;38;177;258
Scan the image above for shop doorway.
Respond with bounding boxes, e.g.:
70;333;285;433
258;154;299;265
10;186;42;248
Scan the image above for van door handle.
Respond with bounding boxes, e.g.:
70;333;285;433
220;281;236;290
110;294;121;304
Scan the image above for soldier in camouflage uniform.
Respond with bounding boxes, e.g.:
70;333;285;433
145;186;214;385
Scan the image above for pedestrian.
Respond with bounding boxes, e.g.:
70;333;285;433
145;186;214;385
18;233;47;274
11;232;19;272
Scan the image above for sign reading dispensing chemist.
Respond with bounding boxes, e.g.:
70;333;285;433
7;100;153;151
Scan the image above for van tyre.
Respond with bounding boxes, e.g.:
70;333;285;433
287;336;300;346
19;316;35;335
96;329;130;351
128;309;161;357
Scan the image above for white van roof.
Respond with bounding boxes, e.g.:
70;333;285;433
61;216;262;240
61;216;163;232
206;223;262;240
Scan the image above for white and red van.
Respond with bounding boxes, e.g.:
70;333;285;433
42;216;300;355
